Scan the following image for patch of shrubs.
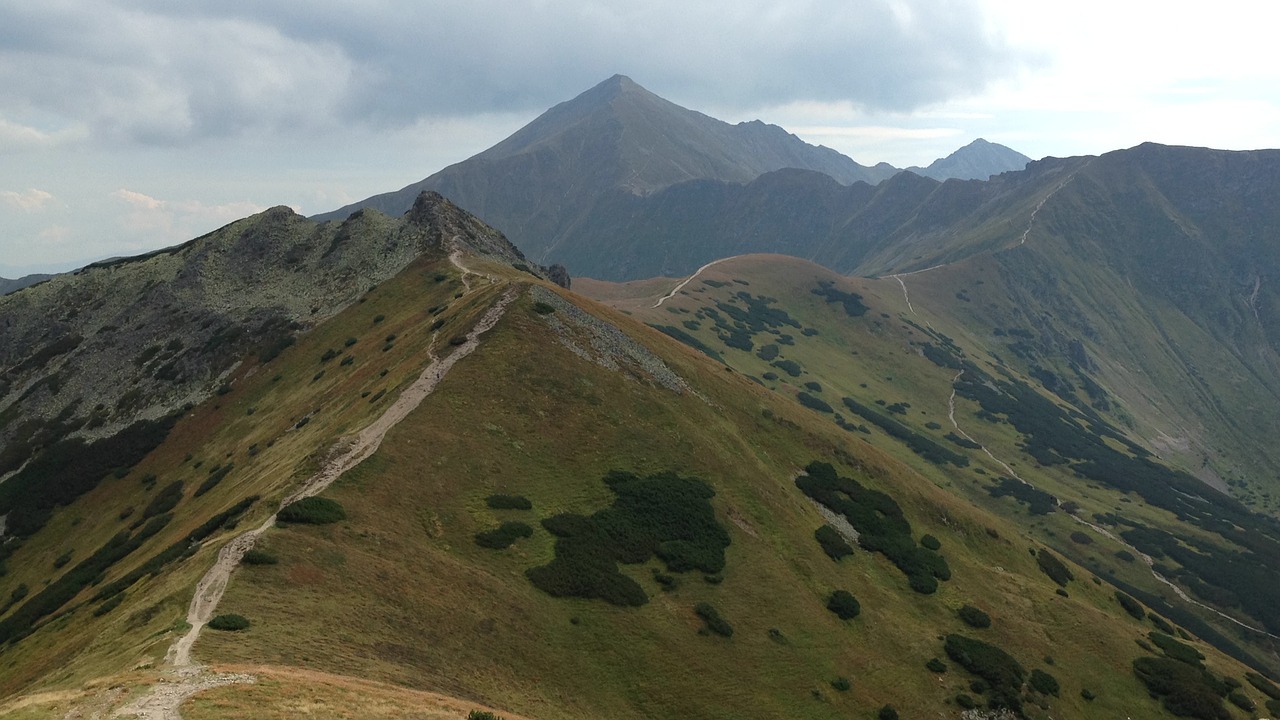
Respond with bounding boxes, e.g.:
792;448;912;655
143;481;185;519
926;657;947;673
1245;672;1280;700
1034;548;1073;587
814;525;853;560
877;705;899;720
796;462;950;594
467;712;503;720
532;301;556;315
92;593;125;617
1227;691;1255;712
526;471;730;607
208;613;251;631
826;590;861;620
1149;631;1205;666
811;281;869;317
988;477;1057;515
194;463;234;498
771;359;802;377
830;677;850;692
958;604;992;629
649;325;725;363
1132;656;1231;720
797;392;833;413
485;494;533;510
840;397;968;468
1115;590;1145;620
944;634;1026;713
1029;668;1060;696
694;602;733;637
278;496;347;524
920;534;941;551
475;522;534;550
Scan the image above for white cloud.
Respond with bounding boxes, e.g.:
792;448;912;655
111;188;265;238
0;188;55;211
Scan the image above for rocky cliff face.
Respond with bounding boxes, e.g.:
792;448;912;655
0;193;527;482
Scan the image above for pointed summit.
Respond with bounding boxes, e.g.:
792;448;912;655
913;138;1031;181
314;76;896;263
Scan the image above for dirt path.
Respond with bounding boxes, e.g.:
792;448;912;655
653;257;735;308
114;285;518;719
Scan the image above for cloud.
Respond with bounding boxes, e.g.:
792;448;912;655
111;188;266;238
0;188;55;211
0;1;1029;146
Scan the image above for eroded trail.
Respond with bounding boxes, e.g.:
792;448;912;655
653;257;734;308
114;286;519;720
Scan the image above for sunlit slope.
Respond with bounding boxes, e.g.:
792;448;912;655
187;270;1259;719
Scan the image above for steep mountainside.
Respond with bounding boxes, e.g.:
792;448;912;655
4;200;1278;719
313;75;897;263
909;138;1032;181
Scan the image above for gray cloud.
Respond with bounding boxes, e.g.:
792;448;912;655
0;0;1030;146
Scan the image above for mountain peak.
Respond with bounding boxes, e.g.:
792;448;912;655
914;138;1031;181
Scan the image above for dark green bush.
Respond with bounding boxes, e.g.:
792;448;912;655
1133;656;1230;720
877;705;899;720
831;677;850;692
771;359;802;377
208;614;250;631
242;549;278;565
956;693;977;709
532;301;556;315
278;496;346;524
797;462;950;594
1149;631;1205;667
143;481;185;519
93;593;125;617
1227;691;1255;712
467;712;502;720
840;398;968;468
1035;549;1073;587
1245;672;1280;701
1029;668;1060;696
1115;590;1146;620
194;463;234;498
797;392;833;413
815;525;853;561
958;604;992;629
526;471;729;607
945;634;1025;713
1069;530;1093;544
485;494;533;510
475;522;534;549
1081;688;1096;701
926;657;947;673
826;590;860;620
1114;549;1136;562
1149;614;1175;634
695;602;733;637
920;533;941;551
53;551;72;569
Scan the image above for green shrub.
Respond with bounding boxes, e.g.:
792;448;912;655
958;604;992;629
1245;672;1280;701
1029;668;1060;696
920;534;941;551
242;549;278;565
1133;656;1230;720
526;471;729;607
143;481;184;519
694;602;733;637
194;463;234;498
1227;691;1255;712
1149;614;1175;634
93;593;125;616
1035;549;1073;587
53;551;72;569
1115;590;1145;620
278;496;346;524
1149;631;1204;667
956;693;977;709
208;613;250;631
830;677;850;692
797;392;833;413
797;462;950;594
944;634;1026;713
815;525;853;560
475;522;534;550
1081;688;1096;701
532;301;556;315
826;590;860;620
485;494;533;510
877;705;898;720
771;359;802;377
467;712;503;720
926;657;947;673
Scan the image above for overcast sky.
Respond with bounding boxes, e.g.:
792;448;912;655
3;0;1279;276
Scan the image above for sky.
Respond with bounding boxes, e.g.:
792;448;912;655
2;0;1279;277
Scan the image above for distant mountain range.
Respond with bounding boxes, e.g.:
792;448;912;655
0;274;53;296
315;75;1030;272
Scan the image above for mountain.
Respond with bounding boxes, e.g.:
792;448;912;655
5;167;1280;720
0;274;53;296
314;75;897;261
909;138;1032;181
